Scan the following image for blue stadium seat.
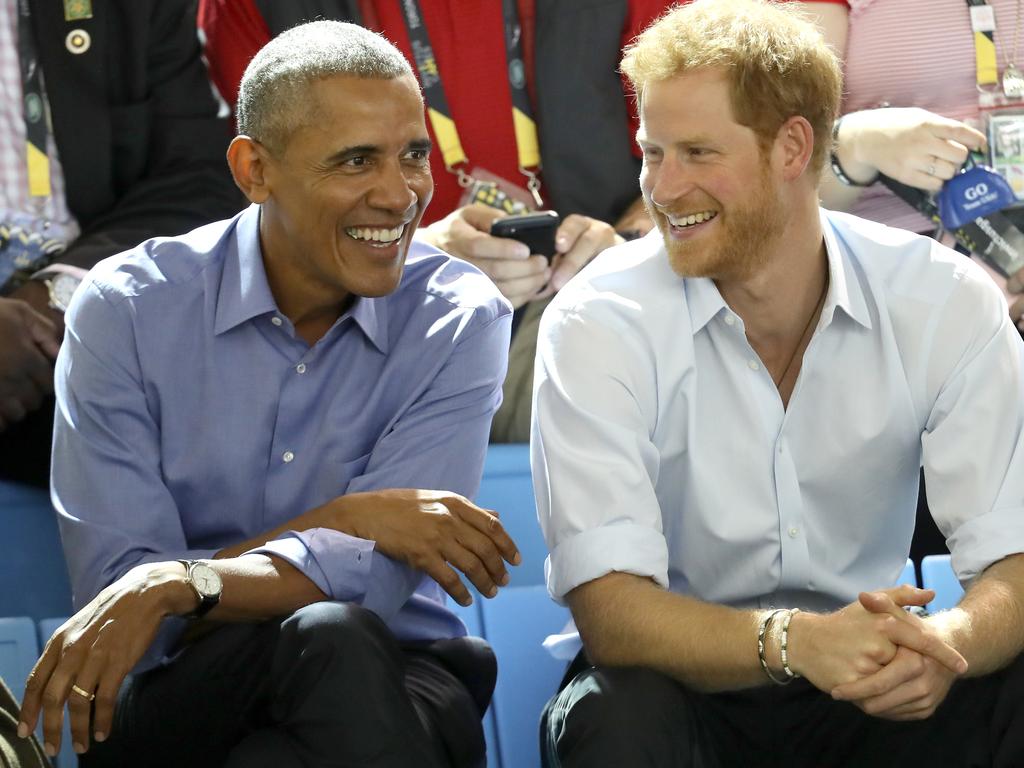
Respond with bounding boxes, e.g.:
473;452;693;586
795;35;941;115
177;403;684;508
0;481;73;621
897;558;916;587
479;585;571;768
921;554;964;613
37;618;76;768
0;617;37;705
477;444;546;588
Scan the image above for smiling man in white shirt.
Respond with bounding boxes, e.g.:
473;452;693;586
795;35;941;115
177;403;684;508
533;1;1024;766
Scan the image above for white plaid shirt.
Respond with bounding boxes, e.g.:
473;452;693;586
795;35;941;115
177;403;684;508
0;0;80;253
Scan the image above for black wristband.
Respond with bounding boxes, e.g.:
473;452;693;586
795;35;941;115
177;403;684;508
830;116;878;187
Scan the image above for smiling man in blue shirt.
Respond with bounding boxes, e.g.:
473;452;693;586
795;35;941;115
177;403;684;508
16;21;517;768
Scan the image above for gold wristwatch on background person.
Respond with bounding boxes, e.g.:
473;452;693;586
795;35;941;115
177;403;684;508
41;272;82;312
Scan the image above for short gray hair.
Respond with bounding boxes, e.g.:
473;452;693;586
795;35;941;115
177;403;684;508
236;20;415;153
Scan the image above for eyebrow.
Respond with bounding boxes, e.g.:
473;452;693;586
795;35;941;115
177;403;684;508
636;132;721;149
324;138;433;165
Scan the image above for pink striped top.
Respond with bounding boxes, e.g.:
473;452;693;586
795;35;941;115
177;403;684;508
841;0;1024;231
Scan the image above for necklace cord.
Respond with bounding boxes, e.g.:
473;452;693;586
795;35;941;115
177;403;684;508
772;274;830;389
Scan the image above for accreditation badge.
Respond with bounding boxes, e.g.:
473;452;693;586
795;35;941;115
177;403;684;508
985;110;1024;200
457;167;535;215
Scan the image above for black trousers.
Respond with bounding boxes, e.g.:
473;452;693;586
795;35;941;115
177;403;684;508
82;602;495;768
0;401;52;488
543;652;1024;767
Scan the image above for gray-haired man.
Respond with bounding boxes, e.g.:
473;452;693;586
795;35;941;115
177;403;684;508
17;21;518;768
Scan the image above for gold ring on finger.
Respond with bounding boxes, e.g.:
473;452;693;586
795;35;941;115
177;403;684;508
70;684;95;702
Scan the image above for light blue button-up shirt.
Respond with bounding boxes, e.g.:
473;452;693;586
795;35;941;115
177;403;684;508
52;204;511;669
534;209;1024;635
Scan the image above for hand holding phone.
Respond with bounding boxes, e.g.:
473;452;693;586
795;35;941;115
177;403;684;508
490;211;561;261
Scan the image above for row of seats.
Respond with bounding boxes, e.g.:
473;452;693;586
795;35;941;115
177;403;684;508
0;447;965;768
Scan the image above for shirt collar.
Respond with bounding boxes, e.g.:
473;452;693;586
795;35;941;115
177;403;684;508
684;276;728;335
680;208;874;336
820;208;873;330
214;204;390;353
215;204;278;335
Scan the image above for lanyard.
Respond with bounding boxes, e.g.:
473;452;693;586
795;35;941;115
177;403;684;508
968;0;1024;98
16;0;50;198
398;0;543;206
968;0;1000;87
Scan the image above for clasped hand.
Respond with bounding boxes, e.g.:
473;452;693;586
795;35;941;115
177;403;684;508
792;585;967;721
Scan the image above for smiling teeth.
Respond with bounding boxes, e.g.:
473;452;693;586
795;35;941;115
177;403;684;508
668;211;717;228
346;224;406;244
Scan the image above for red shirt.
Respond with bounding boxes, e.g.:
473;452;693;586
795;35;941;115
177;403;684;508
198;0;667;224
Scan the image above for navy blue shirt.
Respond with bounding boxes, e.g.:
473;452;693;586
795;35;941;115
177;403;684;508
52;203;511;669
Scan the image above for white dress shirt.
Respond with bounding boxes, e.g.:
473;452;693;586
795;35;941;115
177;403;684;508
533;209;1024;630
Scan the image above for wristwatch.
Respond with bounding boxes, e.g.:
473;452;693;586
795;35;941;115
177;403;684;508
41;272;82;312
176;559;223;619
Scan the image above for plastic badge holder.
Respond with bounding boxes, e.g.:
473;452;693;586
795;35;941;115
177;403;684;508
937;159;1017;229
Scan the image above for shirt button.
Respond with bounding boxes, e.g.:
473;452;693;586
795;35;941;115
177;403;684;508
748;359;759;371
296;363;307;374
724;314;735;326
282;450;295;463
788;526;799;538
271;316;283;327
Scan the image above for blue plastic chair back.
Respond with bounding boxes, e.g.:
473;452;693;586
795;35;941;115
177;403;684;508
897;558;916;587
479;585;571;768
921;554;964;613
0;617;37;704
476;445;547;588
0;481;73;620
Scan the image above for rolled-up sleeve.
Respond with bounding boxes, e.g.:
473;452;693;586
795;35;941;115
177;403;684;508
533;295;669;602
922;263;1024;582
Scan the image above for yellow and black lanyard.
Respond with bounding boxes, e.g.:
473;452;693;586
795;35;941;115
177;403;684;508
398;0;543;207
968;0;1024;99
16;0;50;198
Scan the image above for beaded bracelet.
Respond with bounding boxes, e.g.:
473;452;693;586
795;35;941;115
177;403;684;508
830;116;878;187
757;609;791;686
780;607;801;680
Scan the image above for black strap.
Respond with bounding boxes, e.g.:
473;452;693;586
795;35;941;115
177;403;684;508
398;0;541;201
880;174;1024;276
15;0;50;198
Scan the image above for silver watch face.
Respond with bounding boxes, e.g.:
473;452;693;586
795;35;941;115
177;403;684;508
49;274;82;311
190;562;223;599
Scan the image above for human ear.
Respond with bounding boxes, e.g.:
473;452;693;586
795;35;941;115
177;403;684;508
774;116;815;181
226;136;272;204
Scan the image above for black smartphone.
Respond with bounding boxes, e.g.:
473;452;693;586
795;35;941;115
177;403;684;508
490;211;560;260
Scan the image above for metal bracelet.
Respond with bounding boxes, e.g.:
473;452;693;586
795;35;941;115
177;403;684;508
780;608;801;680
757;608;791;686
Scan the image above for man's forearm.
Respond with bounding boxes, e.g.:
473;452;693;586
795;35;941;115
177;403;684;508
150;555;326;623
928;553;1024;677
568;571;768;693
